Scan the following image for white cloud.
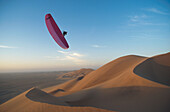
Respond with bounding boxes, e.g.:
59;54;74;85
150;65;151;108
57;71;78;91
128;8;169;26
70;53;83;57
46;51;85;64
44;56;65;60
0;45;17;48
92;45;105;48
145;8;169;15
58;50;84;57
128;34;162;40
129;15;148;22
128;14;167;26
130;16;139;22
65;56;85;64
57;50;69;54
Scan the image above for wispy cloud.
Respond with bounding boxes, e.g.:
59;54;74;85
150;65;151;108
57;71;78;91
45;51;85;64
57;50;69;54
91;45;105;48
65;56;85;64
0;45;17;49
128;8;170;27
129;15;147;22
58;50;83;57
44;56;64;60
70;53;83;57
145;8;169;15
128;33;162;40
128;14;167;26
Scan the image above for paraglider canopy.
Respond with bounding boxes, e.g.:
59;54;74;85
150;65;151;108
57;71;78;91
45;14;69;49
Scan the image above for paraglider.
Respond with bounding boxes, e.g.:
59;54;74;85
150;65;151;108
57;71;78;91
45;14;69;49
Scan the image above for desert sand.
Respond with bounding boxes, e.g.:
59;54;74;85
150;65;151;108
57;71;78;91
0;52;169;112
57;68;94;79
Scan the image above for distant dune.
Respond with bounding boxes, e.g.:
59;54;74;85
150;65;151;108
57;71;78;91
0;52;169;112
57;68;94;79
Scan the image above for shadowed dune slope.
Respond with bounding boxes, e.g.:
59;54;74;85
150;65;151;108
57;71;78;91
134;52;170;86
0;53;170;112
153;52;170;66
62;86;170;112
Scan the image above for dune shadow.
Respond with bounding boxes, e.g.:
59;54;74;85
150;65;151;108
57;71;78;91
26;86;170;112
26;88;68;106
50;89;65;94
77;76;84;81
63;86;170;112
133;58;170;86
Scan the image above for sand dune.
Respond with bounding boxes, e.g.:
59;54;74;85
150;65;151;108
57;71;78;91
58;68;93;79
0;52;169;112
47;54;168;94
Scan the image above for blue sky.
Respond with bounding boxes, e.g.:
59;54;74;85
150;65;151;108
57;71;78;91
0;0;170;72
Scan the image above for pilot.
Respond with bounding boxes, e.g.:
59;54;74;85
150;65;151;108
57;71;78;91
63;31;67;36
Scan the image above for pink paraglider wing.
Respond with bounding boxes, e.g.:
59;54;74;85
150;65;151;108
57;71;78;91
45;14;69;49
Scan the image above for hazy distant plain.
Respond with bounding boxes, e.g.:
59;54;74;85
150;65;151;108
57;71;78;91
0;71;70;104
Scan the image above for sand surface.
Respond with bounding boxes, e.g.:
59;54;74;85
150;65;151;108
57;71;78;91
0;52;170;112
57;68;94;79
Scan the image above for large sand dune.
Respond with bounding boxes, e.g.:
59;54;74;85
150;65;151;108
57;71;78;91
0;52;169;112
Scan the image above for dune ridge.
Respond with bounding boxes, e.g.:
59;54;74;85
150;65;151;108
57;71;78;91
0;52;169;112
